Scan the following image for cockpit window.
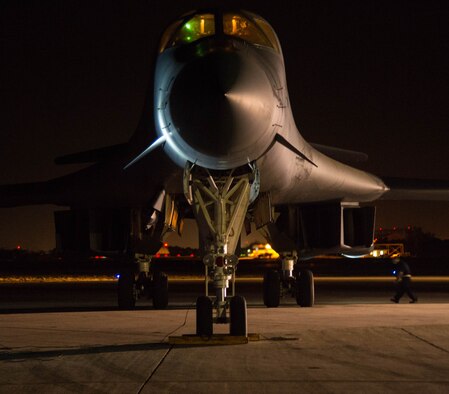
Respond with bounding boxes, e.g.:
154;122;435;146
159;14;215;52
223;13;279;52
251;16;281;53
159;11;280;53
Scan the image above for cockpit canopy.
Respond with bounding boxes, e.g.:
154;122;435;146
159;11;280;53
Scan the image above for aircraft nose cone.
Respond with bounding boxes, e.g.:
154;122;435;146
169;50;274;157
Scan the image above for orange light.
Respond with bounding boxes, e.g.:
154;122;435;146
163;242;168;247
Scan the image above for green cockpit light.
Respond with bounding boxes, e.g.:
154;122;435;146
159;14;215;52
159;11;280;53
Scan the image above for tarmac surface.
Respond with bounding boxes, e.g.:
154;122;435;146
1;277;448;393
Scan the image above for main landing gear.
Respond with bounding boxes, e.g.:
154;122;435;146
117;256;168;310
185;162;259;337
263;254;314;308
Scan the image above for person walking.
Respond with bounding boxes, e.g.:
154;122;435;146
390;257;418;303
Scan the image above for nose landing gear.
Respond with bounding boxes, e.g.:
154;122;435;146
196;253;247;336
184;162;259;337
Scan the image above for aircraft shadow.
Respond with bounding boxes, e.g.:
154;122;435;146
0;342;169;361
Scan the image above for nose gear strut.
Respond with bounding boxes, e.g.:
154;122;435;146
184;161;259;336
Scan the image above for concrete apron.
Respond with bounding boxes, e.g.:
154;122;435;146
1;304;449;393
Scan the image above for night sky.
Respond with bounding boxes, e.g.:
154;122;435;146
1;0;449;250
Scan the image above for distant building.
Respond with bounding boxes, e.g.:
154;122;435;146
369;243;407;258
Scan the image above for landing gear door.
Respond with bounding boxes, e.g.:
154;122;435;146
342;205;376;248
253;192;273;229
163;193;183;237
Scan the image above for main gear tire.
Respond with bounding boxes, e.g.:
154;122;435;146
296;269;314;307
196;296;213;336
230;295;247;336
118;268;137;310
263;270;280;307
152;271;168;309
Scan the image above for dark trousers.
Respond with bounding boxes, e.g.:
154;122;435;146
394;277;417;301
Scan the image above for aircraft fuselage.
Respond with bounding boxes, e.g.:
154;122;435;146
153;13;387;207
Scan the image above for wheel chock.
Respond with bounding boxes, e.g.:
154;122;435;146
168;333;260;345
